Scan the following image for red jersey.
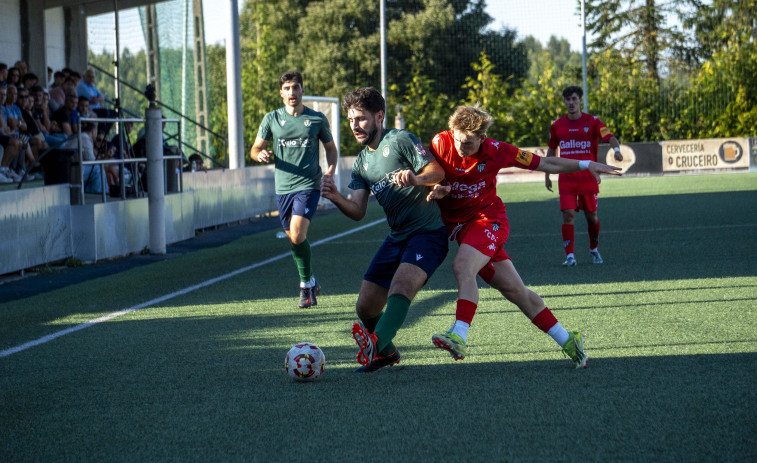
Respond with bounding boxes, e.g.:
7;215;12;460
430;130;541;224
548;113;614;195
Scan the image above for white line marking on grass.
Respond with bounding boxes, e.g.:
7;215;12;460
0;218;386;358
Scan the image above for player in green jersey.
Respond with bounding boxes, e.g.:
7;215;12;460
250;71;338;308
320;87;449;373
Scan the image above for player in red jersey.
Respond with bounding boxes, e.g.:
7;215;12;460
427;104;620;367
545;85;623;266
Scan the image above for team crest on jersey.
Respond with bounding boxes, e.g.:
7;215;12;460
382;145;391;157
304;119;312;127
583;126;589;133
414;143;428;158
492;222;500;232
477;161;486;172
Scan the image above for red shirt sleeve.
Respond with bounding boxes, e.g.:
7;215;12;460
513;148;541;170
596;118;614;142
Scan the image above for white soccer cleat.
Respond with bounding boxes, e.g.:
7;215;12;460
562;255;577;267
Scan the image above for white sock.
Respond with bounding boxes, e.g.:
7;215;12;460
590;248;598;253
548;322;571;347
451;320;470;342
300;276;316;289
566;252;575;259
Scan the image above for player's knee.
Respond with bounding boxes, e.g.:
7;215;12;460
290;233;306;245
451;259;470;281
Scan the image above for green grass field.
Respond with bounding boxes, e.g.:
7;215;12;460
2;173;756;461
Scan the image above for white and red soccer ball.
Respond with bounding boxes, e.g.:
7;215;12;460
285;342;325;382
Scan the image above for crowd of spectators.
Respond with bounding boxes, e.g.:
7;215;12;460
1;59;200;194
0;60;126;191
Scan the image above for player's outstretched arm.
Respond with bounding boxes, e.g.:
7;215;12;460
321;176;369;221
538;157;621;184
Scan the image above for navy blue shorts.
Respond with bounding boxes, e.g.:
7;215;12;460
276;189;320;230
364;227;449;289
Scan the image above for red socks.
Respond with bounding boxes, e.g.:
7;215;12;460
562;224;574;255
456;299;477;325
588;221;600;250
563;222;600;252
531;307;558;333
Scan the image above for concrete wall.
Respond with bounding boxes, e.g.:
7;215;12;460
0;184;73;275
0;0;22;66
45;7;66;73
0;156;356;277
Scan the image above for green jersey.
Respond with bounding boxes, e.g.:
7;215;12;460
257;106;333;194
349;129;444;240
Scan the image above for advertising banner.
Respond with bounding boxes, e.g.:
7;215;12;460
661;138;749;172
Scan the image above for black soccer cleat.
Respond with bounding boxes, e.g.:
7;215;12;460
298;286;317;308
354;348;401;373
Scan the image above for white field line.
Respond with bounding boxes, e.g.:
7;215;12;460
0;218;386;358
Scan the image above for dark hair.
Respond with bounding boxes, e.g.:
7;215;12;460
30;85;44;94
279;70;303;88
78;96;89;103
69;71;81;80
562;86;583;99
81;121;96;133
22;73;37;83
0;63;7;72
65;93;78;100
342;87;385;115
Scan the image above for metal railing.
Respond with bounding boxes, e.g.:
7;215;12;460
88;62;227;169
75;117;183;205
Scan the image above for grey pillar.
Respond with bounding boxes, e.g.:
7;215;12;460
225;0;243;169
146;103;166;255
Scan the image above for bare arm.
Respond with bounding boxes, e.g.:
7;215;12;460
537;157;621;184
249;136;271;163
607;136;623;161
392;159;445;188
323;140;338;176
544;147;557;191
321;175;370;221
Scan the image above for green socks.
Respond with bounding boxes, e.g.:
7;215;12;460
290;239;312;283
374;294;411;354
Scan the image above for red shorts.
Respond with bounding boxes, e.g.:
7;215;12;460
560;193;598;212
447;217;511;267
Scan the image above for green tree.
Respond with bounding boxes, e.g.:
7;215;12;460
239;0;306;163
389;71;453;145
506;48;572;147
461;52;512;142
206;43;229;164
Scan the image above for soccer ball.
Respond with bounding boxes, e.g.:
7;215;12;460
285;342;325;382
